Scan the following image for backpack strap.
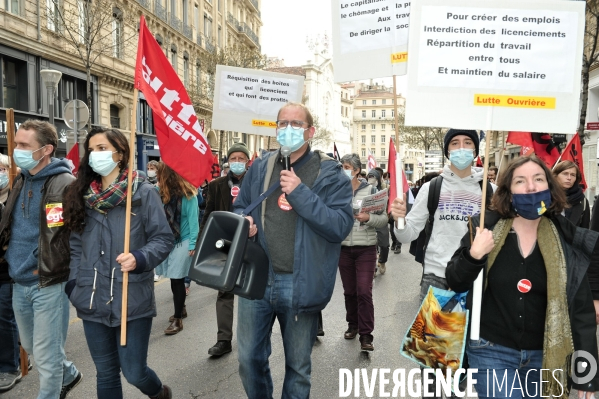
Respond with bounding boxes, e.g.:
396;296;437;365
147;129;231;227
423;176;443;251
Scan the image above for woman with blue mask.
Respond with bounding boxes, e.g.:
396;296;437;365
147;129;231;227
338;153;388;351
0;154;11;204
63;127;175;399
446;156;599;399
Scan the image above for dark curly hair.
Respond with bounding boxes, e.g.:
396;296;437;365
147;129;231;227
63;128;130;233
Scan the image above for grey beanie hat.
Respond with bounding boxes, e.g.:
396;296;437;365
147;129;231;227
227;142;250;159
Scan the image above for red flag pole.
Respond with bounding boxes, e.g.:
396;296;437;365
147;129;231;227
121;88;138;346
551;133;575;170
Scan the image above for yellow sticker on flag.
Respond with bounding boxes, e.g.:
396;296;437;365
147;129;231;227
391;52;408;64
252;120;277;128
473;94;556;109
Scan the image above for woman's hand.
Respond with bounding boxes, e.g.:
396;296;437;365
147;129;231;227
188;250;195;257
245;216;258;237
116;253;137;272
355;212;370;223
469;227;494;260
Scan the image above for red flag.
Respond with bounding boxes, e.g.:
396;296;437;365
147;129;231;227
475;156;483;167
506;132;534;156
367;151;377;171
210;153;221;181
248;151;258;167
531;133;560;169
134;16;212;187
65;143;79;176
560;133;587;190
387;138;409;213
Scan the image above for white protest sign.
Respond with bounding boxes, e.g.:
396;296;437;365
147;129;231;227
332;0;412;82
212;65;304;136
404;0;585;133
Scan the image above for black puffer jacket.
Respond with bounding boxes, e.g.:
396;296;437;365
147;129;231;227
446;211;599;393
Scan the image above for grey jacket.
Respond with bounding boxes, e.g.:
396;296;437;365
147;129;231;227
342;182;388;247
68;181;174;327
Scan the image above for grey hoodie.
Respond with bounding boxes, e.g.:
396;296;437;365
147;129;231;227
394;165;494;278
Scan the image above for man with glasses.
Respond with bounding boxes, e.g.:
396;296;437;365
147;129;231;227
201;142;251;358
233;102;353;398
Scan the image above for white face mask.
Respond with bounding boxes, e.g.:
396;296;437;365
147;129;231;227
368;178;378;186
147;170;156;178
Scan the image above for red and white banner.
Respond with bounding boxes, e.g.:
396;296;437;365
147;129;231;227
367;151;377;172
506;132;534;156
134;16;212;187
65;143;79;176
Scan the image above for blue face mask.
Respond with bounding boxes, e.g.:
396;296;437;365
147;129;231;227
276;126;306;152
0;174;7;189
13;147;46;171
230;162;246;175
89;151;118;177
512;189;552;220
449;148;474;170
344;169;353;179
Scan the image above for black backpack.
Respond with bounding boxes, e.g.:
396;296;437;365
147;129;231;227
412;176;493;264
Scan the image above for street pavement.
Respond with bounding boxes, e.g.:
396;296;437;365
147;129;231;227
6;248;479;398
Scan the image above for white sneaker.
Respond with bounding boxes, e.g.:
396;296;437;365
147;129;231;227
154;274;161;282
378;263;386;275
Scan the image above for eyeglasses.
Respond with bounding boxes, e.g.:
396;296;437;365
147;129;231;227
276;120;307;130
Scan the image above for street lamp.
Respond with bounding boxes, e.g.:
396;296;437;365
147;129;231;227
40;69;62;126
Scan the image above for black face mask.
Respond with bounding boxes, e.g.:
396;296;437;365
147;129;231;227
511;189;552;220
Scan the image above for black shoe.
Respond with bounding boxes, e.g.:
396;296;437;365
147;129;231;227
394;246;401;254
208;340;232;357
317;327;325;336
60;371;82;399
360;336;374;351
344;328;358;340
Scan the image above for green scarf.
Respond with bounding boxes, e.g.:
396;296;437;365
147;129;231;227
486;217;573;399
84;169;144;214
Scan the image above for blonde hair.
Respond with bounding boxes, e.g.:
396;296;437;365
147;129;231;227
276;102;314;127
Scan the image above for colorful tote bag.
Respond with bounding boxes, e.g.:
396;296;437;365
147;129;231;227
401;286;469;375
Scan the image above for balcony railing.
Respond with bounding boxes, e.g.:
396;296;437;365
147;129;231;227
136;0;150;9
242;22;260;47
169;14;182;31
227;12;240;29
154;0;167;22
183;23;193;40
205;39;215;53
197;33;202;46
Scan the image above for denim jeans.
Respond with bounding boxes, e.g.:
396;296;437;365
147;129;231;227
338;245;377;339
0;282;19;373
237;273;318;399
467;338;543;399
82;317;163;399
12;282;79;399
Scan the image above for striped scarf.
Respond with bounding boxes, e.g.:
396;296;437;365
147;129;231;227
85;169;143;214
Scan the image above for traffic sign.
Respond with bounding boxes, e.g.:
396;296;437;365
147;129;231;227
64;100;89;131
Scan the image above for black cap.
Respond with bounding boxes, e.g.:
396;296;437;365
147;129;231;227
443;129;479;158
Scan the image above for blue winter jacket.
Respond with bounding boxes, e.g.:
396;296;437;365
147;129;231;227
233;150;353;315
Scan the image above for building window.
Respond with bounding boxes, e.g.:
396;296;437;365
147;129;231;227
204;14;212;38
170;0;176;17
380;163;386;169
218;0;221;11
371;148;375;156
218;25;222;47
391;110;394;117
182;0;187;23
361;135;366;143
195;61;201;94
110;104;120;128
194;4;199;29
371;110;376;118
371;124;376;130
381;124;386;130
361;110;366;118
361;149;366;157
112;8;123;59
5;0;20;15
78;0;88;43
381;135;385;143
1;57;26;111
361;124;366;130
138;99;154;134
372;100;376;105
382;99;386;105
47;0;60;31
59;74;94;120
362;100;366;105
371;135;375;143
381;110;386;118
381;149;386;157
171;45;177;71
183;52;189;86
391;124;395;130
